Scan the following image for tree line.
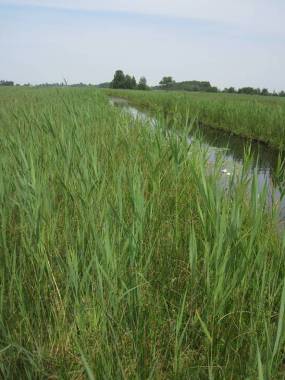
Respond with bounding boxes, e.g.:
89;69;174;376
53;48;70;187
158;76;285;97
156;76;218;92
0;80;14;86
224;86;285;97
111;70;148;90
108;73;285;96
2;74;285;97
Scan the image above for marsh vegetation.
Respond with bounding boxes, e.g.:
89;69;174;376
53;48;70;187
0;86;284;379
106;89;285;151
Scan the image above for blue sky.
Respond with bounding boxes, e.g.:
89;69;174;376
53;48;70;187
0;0;284;90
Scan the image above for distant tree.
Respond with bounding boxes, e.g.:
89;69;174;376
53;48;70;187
0;80;14;86
238;87;256;95
279;91;285;97
155;80;216;93
272;91;278;97
238;87;264;95
206;86;218;93
224;87;236;93
70;82;87;87
159;76;175;86
124;75;137;89
96;82;111;88
111;70;137;89
261;88;269;96
137;77;148;90
111;70;126;89
130;76;137;89
124;75;132;89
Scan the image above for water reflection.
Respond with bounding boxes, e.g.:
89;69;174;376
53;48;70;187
110;97;285;221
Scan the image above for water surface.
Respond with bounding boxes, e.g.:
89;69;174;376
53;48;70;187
110;96;285;223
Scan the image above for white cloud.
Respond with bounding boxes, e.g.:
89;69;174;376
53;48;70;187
3;0;285;37
1;0;284;90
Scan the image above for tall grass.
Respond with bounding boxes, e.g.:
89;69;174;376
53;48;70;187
0;86;284;379
105;89;285;150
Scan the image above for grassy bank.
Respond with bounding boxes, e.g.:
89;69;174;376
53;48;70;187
104;89;285;151
0;86;284;379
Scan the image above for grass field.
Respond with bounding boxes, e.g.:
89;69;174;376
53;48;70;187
105;89;285;151
0;86;285;379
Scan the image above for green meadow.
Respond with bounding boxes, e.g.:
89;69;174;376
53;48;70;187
0;86;284;379
105;89;285;151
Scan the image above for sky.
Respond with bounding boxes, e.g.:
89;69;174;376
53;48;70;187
0;0;284;91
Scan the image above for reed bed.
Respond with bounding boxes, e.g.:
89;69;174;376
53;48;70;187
105;89;285;151
0;87;284;379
